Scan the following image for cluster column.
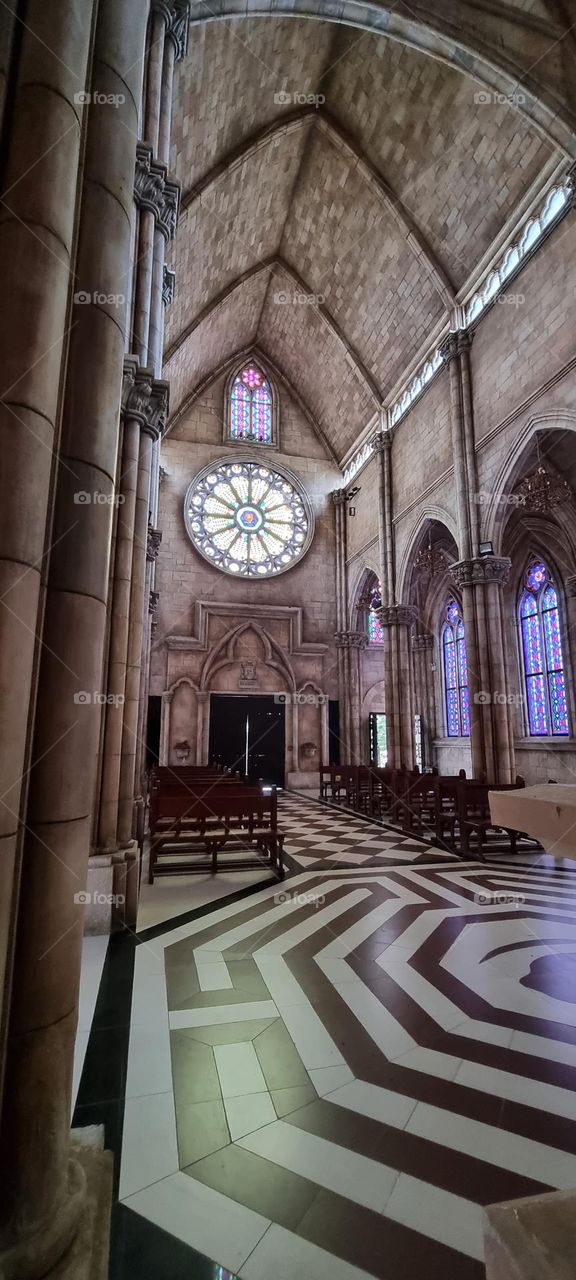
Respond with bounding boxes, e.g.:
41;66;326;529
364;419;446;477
372;428;415;769
450;557;516;782
334;632;367;763
412;633;436;768
0;0;148;1274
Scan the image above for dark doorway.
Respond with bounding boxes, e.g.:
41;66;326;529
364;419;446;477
146;695;161;770
209;694;285;787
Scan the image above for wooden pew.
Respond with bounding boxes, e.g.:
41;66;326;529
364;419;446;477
148;784;284;883
457;777;526;860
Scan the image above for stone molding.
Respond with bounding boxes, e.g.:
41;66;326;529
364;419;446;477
449;555;511;589
566;574;576;597
412;632;434;652
134;142;180;239
375;604;416;628
371;429;391;455
147;525;162;562
440;329;473;363
149;590;160;634
334;630;368;650
151;0;190;60
122;361;169;439
163;265;175;306
166;601;328;657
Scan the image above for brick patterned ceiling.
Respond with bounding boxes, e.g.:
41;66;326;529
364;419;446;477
164;16;558;458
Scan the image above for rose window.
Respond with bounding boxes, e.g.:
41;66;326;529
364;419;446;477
184;460;313;578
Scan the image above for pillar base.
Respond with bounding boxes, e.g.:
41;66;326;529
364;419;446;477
0;1155;86;1280
485;1189;576;1280
83;855;114;935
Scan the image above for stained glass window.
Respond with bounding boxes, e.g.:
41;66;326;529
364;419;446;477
442;599;470;737
367;581;383;644
519;561;569;735
229;364;273;444
184;460;312;578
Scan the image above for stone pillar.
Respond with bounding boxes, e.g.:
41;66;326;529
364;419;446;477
160;690;173;764
440;329;478;561
0;0;93;1085
450;557;515;783
334;632;367;763
0;0;148;1274
117;380;168;846
332;489;350;763
372;428;415;769
377;606;416;769
158;3;189;165
197;691;210;766
412;633;435;768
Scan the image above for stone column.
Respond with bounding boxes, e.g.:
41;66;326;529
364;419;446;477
97;365;163;851
412;633;435;768
158;3;189;165
334;632;367;763
0;0;93;1084
197;691;210;765
372;429;415;769
450;557;516;783
0;1;148;1274
440;331;476;561
332;489;350;762
117;380;168;846
160;690;173;764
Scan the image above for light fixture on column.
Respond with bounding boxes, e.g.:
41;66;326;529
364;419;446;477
414;524;445;577
515;435;572;513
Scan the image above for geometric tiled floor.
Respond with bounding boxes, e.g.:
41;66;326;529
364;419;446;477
117;793;576;1278
280;792;459;868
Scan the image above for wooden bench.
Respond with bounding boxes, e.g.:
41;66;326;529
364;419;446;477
458;777;526;860
148;784;284;883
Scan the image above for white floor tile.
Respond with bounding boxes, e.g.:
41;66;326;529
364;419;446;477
124;1171;271;1273
119;1092;179;1199
224;1091;276;1139
385;1174;484;1260
280;1001;346;1070
309;1064;355;1095
125;1024;173;1098
328;1079;417;1128
241;1223;374;1280
214;1041;268;1098
239;1120;398;1213
196;959;233;991
170;1000;278;1029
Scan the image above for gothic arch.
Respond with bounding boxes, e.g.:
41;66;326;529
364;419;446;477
483;411;576;550
397;507;459;606
199;621;297;692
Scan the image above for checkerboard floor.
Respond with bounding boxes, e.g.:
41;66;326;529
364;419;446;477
279;791;459;868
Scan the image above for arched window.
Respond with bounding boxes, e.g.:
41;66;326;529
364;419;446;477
519;561;569;736
442;599;470;737
367;580;383;644
228;363;274;444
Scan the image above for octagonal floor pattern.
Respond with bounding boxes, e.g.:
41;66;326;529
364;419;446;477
119;799;576;1280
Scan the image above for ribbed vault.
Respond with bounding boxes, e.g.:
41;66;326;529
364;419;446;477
164;8;567;457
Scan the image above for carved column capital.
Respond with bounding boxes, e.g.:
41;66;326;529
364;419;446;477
162;265;175;306
153;0;190;59
331;488;348;507
334;630;368;650
134;143;181;239
122;364;169;439
371;429;391;455
197;691;210;704
449;556;511;589
376;604;416;628
147;525;162;562
440;328;473;363
412;632;434;652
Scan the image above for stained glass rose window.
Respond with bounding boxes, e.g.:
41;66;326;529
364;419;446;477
184;460;313;578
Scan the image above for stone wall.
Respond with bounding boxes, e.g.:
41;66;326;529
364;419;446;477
154;369;341;779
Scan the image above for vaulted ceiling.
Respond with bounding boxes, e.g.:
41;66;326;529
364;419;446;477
163;12;563;460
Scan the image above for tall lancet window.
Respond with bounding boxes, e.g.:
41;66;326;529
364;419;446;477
442;599;470;737
367;580;383;644
229;363;273;444
519;560;569;736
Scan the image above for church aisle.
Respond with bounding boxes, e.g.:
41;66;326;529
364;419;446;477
89;794;576;1279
